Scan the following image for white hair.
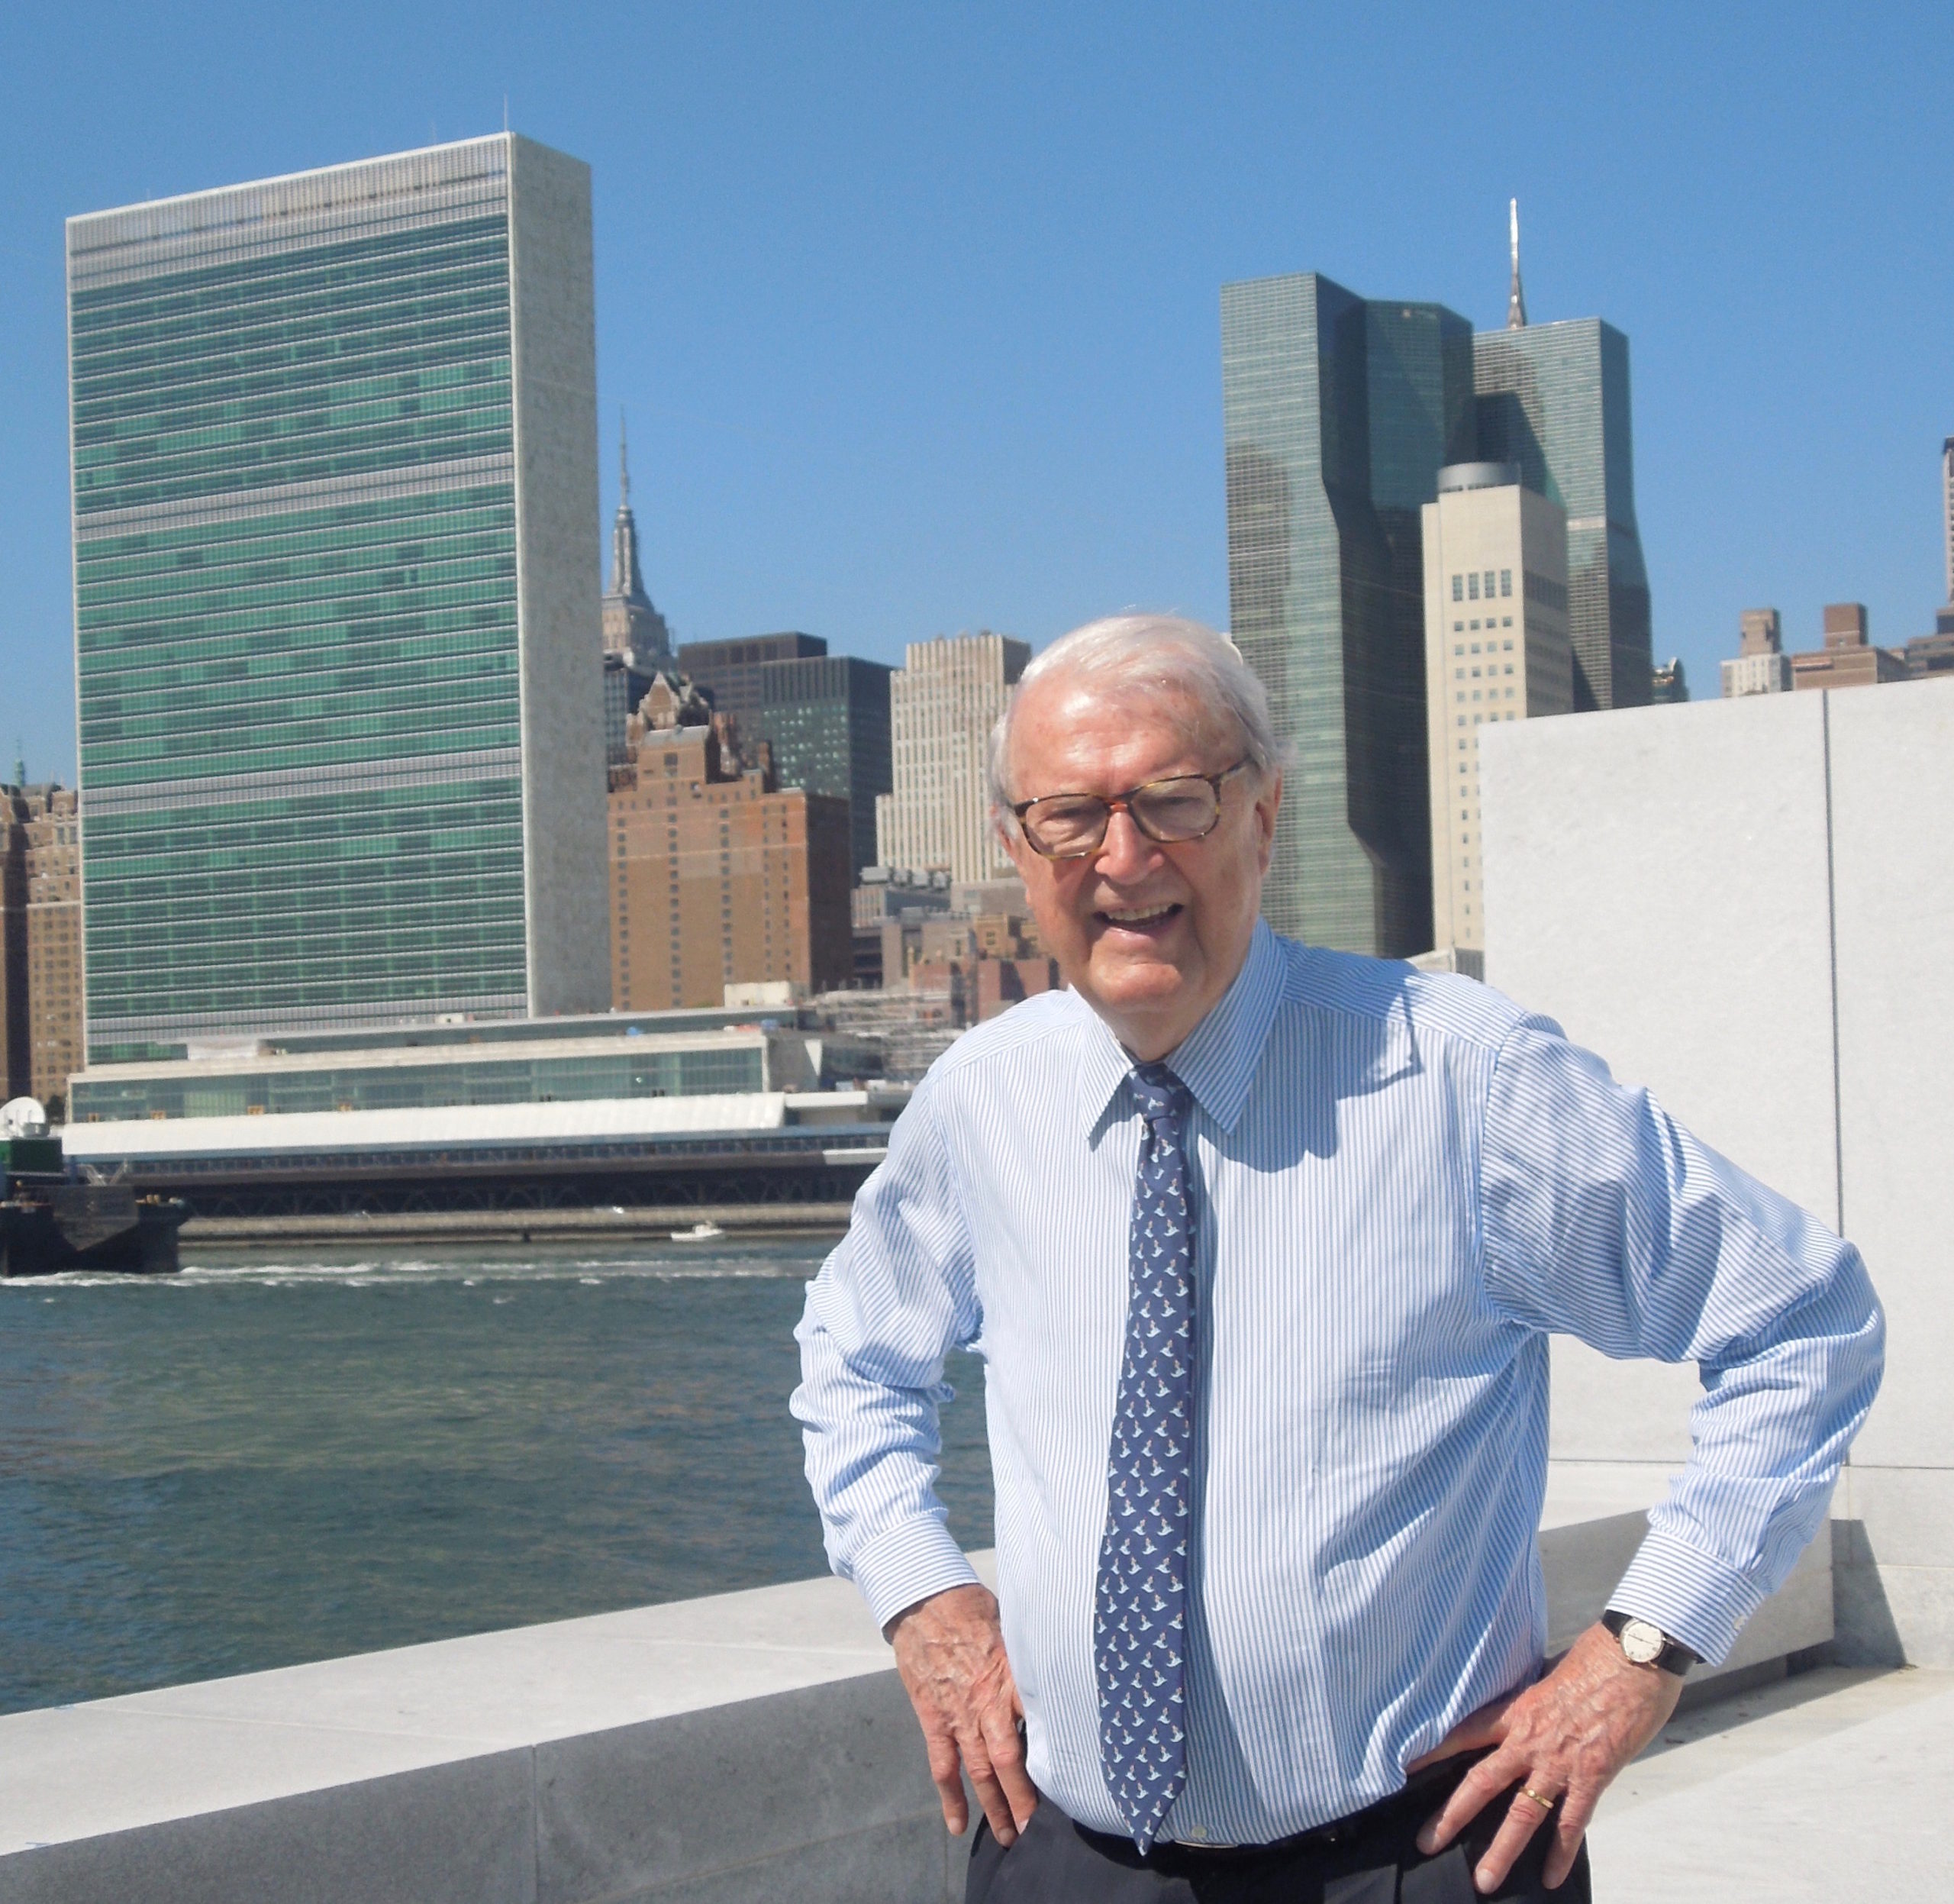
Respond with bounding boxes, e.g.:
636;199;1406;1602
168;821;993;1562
987;614;1283;826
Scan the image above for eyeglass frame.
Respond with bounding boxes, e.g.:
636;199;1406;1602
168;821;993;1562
1009;760;1255;861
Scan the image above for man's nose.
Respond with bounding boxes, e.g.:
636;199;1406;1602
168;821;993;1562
1095;805;1162;879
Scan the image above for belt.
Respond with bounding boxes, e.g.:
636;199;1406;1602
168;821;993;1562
1080;1747;1490;1867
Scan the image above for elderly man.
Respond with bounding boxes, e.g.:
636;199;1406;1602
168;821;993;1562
793;615;1881;1901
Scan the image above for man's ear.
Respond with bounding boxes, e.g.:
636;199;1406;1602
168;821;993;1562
998;813;1033;880
1253;772;1283;875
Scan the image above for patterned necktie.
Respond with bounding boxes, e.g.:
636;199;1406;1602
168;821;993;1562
1094;1061;1195;1853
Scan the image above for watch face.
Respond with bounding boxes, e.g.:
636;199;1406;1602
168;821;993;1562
1620;1618;1665;1665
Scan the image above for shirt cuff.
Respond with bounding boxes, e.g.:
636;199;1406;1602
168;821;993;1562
848;1513;984;1632
1609;1527;1771;1667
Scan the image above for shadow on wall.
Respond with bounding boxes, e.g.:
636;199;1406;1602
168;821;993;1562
1830;1521;1907;1668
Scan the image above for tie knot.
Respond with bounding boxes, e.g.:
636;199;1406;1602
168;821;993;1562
1130;1063;1188;1128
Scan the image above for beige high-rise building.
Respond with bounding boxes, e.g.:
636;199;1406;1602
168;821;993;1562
1790;603;1908;691
1421;464;1574;953
1722;608;1794;697
875;631;1030;882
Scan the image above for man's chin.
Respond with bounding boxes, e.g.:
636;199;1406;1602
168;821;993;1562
1078;953;1195;1018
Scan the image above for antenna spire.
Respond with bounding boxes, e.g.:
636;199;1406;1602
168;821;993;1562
619;409;630;505
1507;198;1528;329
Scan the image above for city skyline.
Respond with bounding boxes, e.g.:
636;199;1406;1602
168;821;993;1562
2;5;1949;787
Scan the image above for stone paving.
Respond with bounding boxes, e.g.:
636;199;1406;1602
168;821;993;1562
1590;1666;1952;1899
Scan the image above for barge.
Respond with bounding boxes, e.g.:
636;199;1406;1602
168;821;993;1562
1;1099;188;1278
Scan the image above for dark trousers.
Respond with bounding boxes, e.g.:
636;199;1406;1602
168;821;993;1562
965;1755;1593;1903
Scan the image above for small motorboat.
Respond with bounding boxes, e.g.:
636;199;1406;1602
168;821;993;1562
669;1219;726;1243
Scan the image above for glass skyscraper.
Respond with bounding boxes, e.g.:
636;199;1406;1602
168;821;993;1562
67;135;608;1060
759;654;894;877
1221;273;1475;956
676;634;828;738
1472;320;1651;712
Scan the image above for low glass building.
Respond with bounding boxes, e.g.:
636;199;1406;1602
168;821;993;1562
66;1010;880;1125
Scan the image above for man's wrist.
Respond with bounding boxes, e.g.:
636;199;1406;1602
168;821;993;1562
882;1580;994;1644
1602;1607;1701;1676
850;1515;983;1632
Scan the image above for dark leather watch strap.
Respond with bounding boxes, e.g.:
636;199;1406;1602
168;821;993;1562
1602;1607;1700;1676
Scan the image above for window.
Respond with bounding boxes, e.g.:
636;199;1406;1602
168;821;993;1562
1451;575;1463;602
1468;574;1479;600
1500;570;1512;598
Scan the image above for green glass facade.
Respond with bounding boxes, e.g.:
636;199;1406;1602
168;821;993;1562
1221;273;1473;956
69;137;608;1062
1473;320;1651;712
759;654;893;876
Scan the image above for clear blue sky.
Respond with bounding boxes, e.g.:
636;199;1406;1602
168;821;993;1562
2;1;1949;783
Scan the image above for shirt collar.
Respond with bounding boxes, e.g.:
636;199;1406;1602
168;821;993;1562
1073;918;1286;1140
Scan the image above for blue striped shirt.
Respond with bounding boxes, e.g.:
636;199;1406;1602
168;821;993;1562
792;921;1884;1844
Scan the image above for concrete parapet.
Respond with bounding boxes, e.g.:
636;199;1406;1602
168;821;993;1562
1482;679;1954;1668
0;1520;1833;1902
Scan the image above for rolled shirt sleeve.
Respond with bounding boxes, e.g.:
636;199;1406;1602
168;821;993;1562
792;1073;985;1628
1478;1017;1885;1665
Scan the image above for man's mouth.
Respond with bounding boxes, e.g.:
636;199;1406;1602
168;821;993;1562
1095;902;1183;930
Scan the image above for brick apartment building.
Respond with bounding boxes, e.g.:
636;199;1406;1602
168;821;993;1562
609;677;852;1011
0;783;82;1115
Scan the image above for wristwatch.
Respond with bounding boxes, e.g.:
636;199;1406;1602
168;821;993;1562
1602;1608;1700;1676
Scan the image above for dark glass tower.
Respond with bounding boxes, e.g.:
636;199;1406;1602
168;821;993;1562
1472;320;1651;711
1221;273;1475;956
759;654;894;876
676;633;827;738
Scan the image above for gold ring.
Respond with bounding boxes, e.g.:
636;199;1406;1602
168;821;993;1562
1517;1786;1556;1812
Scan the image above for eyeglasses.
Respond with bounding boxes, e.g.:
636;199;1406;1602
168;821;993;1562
1011;761;1252;860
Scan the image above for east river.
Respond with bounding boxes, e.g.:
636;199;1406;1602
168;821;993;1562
0;1241;995;1716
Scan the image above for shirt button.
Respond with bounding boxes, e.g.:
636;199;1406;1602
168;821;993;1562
1185;1825;1208;1842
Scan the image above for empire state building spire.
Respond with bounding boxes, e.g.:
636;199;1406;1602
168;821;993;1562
611;411;647;601
603;411;672;660
1506;198;1528;329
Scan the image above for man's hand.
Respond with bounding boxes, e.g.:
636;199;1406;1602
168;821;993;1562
887;1583;1039;1845
1411;1622;1683;1893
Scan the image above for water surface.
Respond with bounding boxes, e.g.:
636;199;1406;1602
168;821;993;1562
0;1241;993;1715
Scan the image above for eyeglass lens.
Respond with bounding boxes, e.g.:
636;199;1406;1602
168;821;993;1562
1024;778;1220;855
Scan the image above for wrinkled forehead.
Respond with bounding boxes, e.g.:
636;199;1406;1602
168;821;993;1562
1008;667;1243;790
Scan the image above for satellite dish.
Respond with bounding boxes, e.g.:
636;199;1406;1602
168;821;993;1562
1;1097;50;1139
